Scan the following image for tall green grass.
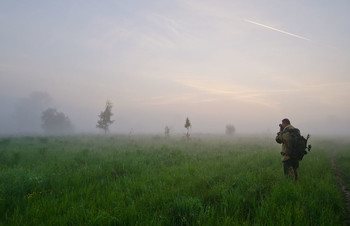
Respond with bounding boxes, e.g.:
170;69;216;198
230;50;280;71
334;141;350;190
0;135;347;225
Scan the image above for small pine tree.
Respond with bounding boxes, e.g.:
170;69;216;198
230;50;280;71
184;117;191;139
164;126;170;137
96;101;114;134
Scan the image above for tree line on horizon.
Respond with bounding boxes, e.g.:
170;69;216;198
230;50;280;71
96;101;236;137
11;92;236;136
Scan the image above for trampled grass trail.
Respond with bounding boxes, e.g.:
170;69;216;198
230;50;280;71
331;142;350;225
0;135;348;225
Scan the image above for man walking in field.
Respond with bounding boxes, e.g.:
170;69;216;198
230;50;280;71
275;118;300;181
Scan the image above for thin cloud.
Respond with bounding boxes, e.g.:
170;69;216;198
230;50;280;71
173;79;293;107
134;94;217;106
244;19;311;41
175;79;297;96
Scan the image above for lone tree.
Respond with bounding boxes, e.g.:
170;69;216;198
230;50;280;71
225;124;236;136
164;126;170;137
184;117;191;139
96;101;114;134
41;108;73;134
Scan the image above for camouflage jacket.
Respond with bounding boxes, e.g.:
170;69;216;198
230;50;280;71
275;125;300;162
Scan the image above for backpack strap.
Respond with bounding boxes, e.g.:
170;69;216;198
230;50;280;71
281;128;299;135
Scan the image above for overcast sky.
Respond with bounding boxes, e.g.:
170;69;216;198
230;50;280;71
1;0;350;135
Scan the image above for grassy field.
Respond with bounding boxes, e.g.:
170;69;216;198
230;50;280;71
334;144;350;191
0;135;348;225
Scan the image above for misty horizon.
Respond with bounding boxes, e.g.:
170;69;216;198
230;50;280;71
0;91;347;136
1;1;350;136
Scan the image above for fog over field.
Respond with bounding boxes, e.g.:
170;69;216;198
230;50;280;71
1;1;350;135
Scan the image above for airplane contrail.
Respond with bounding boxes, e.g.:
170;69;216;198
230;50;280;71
244;19;310;41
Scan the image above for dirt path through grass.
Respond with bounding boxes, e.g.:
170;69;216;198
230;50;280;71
331;147;350;225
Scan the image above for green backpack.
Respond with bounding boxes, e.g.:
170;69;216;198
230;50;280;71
285;128;312;160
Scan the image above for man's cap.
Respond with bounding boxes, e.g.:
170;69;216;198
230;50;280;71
282;118;290;125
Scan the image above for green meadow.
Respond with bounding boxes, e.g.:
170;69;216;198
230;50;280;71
0;135;348;225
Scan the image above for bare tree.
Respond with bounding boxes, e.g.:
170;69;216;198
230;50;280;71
184;117;191;139
225;124;236;136
96;101;114;134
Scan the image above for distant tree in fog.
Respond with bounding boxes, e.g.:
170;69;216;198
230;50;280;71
41;108;73;134
164;126;170;137
225;124;235;136
13;92;51;133
184;117;191;139
96;101;114;134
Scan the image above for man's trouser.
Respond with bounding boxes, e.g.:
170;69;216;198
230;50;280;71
283;158;299;180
